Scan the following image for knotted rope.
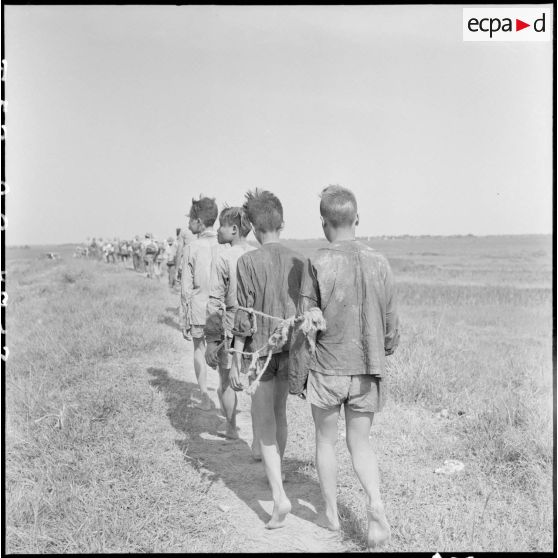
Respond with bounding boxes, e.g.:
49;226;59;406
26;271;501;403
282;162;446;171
216;303;326;394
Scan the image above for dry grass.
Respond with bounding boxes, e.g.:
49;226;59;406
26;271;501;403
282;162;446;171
6;235;554;552
6;258;244;553
285;234;553;551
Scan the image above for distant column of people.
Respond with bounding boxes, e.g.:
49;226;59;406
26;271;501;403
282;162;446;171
83;232;186;288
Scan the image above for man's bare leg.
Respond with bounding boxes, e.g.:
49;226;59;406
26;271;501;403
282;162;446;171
216;366;238;438
345;408;390;548
250;399;262;460
311;404;341;531
274;375;289;482
252;378;291;529
193;337;211;410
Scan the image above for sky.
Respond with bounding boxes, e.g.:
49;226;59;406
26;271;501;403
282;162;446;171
4;4;554;245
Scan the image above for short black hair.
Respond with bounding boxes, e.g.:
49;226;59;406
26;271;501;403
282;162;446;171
320;185;358;228
243;189;283;233
219;206;252;238
176;227;181;237
190;196;218;227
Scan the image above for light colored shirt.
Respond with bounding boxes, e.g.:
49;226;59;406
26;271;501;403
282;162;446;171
180;230;221;327
176;229;196;274
205;243;256;343
290;240;399;378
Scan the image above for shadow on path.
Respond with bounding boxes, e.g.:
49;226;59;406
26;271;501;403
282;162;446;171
147;367;327;529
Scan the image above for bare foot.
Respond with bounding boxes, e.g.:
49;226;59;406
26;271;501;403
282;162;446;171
265;497;291;529
317;509;340;532
366;503;391;549
216;425;240;439
195;393;212;411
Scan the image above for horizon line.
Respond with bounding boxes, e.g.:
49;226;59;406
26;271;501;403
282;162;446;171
5;232;553;248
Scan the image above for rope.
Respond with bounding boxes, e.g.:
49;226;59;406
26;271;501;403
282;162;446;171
237;306;285;321
216;302;326;394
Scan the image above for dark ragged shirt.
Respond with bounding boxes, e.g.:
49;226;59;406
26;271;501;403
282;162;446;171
291;240;399;377
234;242;305;358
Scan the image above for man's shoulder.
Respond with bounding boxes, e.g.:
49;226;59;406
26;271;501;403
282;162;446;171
312;245;344;266
189;236;214;250
242;243;257;254
268;242;306;265
312;241;389;268
238;243;305;265
237;245;260;265
355;242;390;267
197;233;217;243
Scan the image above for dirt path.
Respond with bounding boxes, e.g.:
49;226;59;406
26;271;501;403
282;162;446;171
150;298;349;553
148;287;508;553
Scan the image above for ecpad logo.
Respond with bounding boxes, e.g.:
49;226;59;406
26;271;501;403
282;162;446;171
463;8;551;41
468;14;545;37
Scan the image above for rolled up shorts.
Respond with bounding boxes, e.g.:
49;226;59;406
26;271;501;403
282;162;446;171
307;371;384;413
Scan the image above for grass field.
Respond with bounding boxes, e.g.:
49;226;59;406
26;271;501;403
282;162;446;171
5;235;554;552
